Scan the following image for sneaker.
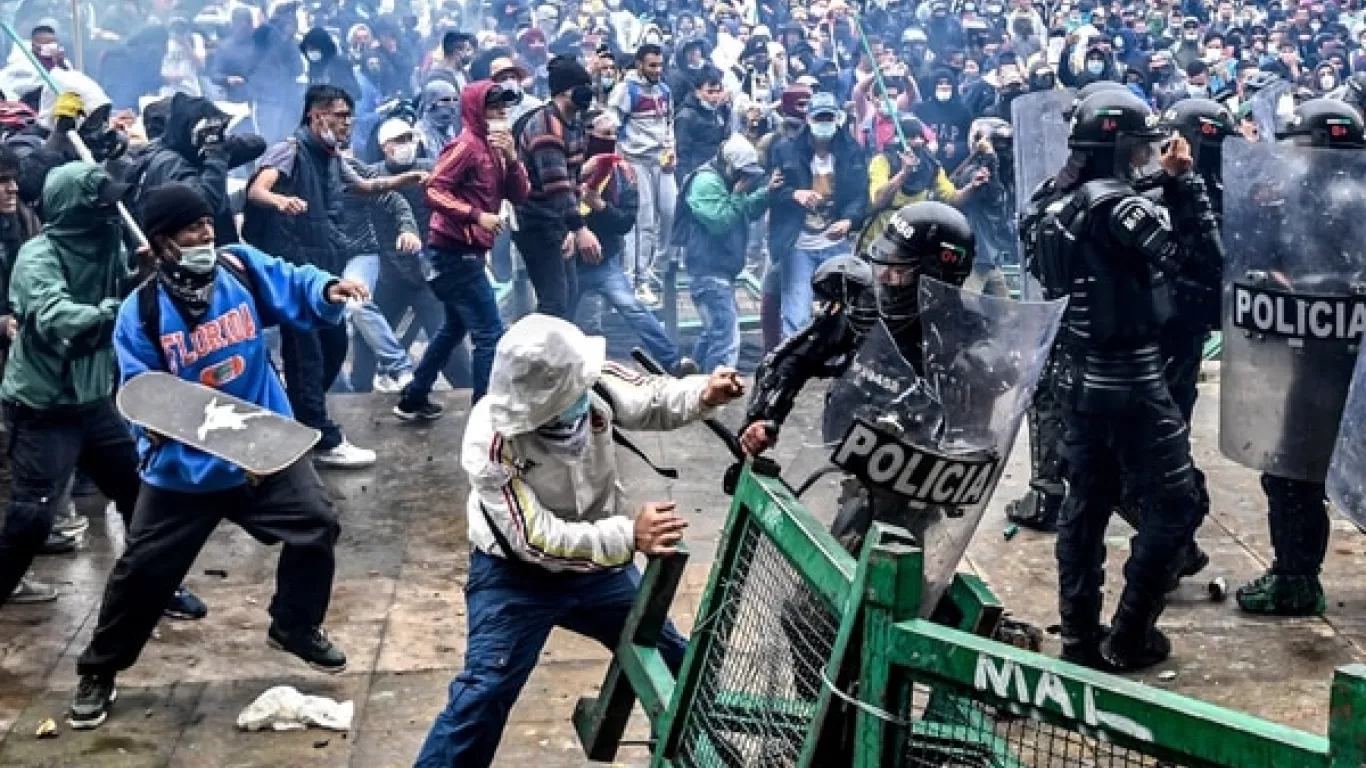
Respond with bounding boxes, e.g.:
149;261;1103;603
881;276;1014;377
373;370;415;393
1235;572;1326;616
313;439;377;469
671;357;700;377
393;393;445;422
68;674;117;730
9;575;58;603
635;283;660;307
267;623;348;673
52;502;90;538
163;585;208;620
38;530;78;555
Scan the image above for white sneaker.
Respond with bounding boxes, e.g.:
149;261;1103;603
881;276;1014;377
52;502;89;538
313;440;377;469
394;370;414;389
373;370;416;394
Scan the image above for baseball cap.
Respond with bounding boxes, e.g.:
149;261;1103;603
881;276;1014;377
377;118;414;145
808;91;841;118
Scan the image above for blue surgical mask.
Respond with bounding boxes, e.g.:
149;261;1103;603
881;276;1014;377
546;392;591;428
810;121;838;139
1086;60;1105;75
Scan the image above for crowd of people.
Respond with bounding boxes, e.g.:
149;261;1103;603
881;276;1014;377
0;0;1364;762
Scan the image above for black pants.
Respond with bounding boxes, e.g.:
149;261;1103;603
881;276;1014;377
1263;473;1330;576
513;222;576;319
280;322;349;451
77;460;340;677
1024;352;1067;499
0;399;140;606
1055;390;1203;639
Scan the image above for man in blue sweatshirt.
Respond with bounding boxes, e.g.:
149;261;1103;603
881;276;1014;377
67;183;368;731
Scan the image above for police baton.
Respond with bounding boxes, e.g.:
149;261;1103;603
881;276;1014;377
0;21;149;251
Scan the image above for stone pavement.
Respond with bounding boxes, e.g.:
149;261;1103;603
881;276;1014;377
1;377;1364;767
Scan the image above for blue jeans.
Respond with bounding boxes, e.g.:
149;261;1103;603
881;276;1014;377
343;254;412;377
575;259;680;369
780;241;852;338
690;274;739;373
414;550;688;768
408;249;503;403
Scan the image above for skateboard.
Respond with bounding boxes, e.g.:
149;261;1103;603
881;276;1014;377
117;372;321;476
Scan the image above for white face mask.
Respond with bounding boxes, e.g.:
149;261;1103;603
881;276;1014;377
1321;74;1337;89
178;244;218;275
935;86;954;101
486;118;510;134
307;49;324;62
1206;47;1222;62
1086;60;1105;75
388;141;417;165
38;42;59;58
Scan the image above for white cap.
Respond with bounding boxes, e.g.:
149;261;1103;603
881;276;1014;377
377;118;414;146
487;314;607;435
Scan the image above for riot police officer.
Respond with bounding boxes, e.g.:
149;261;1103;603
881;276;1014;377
740;201;976;553
1230;99;1366;616
1033;90;1207;671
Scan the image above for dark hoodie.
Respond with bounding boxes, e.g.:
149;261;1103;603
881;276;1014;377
133;94;241;244
302;27;363;103
667;39;711;111
914;69;974;167
676;89;730;179
424;80;532;253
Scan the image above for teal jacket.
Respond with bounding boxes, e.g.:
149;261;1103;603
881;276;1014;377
678;165;769;279
2;163;132;409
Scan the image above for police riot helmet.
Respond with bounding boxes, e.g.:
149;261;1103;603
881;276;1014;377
1279;97;1366;148
865;201;975;333
812;255;879;335
1161;98;1237;175
1343;72;1366;115
1068;89;1166;179
1061;79;1129;121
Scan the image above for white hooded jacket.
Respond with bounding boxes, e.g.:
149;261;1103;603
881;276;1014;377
463;316;716;573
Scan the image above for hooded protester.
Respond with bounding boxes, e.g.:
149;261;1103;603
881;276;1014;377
1063;43;1121;88
675;67;730;181
949;117;1014;297
417;79;461;159
98;25;171;111
667;38;711;110
0;163;203;621
915;68;974;167
395;80;529;419
250;4;306;144
1314;61;1342;93
413;313;743;768
301;27;363;103
133;93;263;245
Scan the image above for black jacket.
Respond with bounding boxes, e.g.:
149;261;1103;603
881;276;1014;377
675;91;730;179
581;159;639;268
302;27;363;103
767;127;868;259
132;94;241;243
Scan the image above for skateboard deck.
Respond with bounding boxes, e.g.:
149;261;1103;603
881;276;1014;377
117;372;320;476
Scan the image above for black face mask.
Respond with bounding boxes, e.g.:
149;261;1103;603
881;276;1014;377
587;135;616;156
570;85;595;110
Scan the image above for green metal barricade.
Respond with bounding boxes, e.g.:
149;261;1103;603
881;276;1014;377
576;464;1366;767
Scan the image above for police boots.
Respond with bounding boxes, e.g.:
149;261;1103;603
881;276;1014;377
1101;596;1173;672
1236;573;1326;616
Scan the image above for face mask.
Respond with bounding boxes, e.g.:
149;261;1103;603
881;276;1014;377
307;49;324;62
429;105;458;126
1188;83;1209;96
546;393;591;428
1185;31;1200;41
601;75;616;90
571;84;595;109
1321;74;1337;89
810;121;838;139
388;141;418;165
1086;60;1105;75
178;244;218;275
38;42;60;58
1206;47;1223;61
319;127;339;148
498;79;524;100
487;118;511;134
935;86;954;100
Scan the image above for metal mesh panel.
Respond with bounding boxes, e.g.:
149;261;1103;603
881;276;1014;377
894;680;1198;768
674;519;841;767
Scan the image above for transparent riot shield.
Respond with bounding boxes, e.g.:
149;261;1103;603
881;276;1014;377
1011;89;1074;299
1328;348;1366;527
1245;80;1294;143
1220;140;1366;482
823;279;1066;616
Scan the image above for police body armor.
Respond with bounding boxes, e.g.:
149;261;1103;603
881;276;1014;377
822;279;1065;616
1033;178;1174;404
1222;139;1366;482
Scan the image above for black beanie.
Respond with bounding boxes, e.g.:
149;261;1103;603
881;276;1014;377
140;183;213;242
547;54;592;96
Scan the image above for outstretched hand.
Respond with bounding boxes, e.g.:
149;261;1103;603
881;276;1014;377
326;279;371;304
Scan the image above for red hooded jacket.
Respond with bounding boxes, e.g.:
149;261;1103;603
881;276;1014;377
425;80;532;253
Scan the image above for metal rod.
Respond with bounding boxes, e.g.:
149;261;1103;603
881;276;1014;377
851;13;909;151
0;20;148;249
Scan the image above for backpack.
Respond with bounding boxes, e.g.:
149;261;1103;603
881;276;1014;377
617;79;672;139
137;246;274;373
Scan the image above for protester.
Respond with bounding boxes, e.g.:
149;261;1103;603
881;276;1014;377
68;182;364;730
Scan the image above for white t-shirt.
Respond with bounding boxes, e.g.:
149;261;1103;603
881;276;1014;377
794;152;839;251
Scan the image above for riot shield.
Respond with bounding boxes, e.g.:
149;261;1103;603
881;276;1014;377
1245;80;1294;143
1328;348;1366;527
1011;88;1074;299
825;279;1066;616
1220;140;1366;481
